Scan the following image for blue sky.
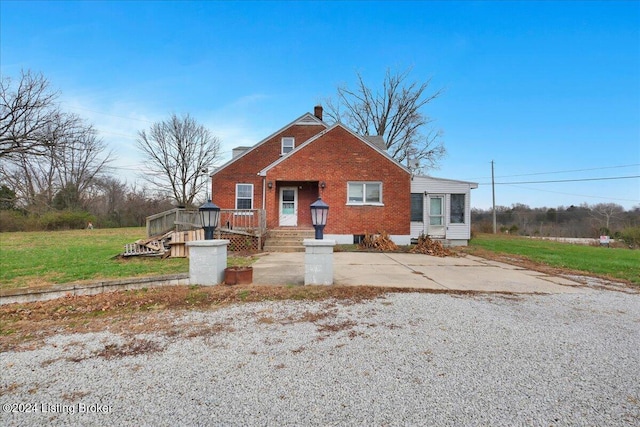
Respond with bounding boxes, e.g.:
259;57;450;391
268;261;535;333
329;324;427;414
1;1;639;210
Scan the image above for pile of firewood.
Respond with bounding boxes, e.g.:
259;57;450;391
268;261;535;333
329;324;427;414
410;234;455;257
358;231;399;251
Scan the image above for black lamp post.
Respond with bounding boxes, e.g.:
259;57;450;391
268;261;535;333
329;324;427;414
310;197;329;240
199;200;221;240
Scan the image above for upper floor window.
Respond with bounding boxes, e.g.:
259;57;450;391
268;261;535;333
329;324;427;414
450;194;465;223
236;184;253;209
281;137;295;155
347;182;382;205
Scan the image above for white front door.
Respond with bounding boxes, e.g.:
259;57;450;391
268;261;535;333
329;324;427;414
428;195;445;238
279;187;298;226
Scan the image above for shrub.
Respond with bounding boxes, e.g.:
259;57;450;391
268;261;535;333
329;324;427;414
619;226;640;249
472;221;493;234
0;210;28;232
38;211;96;231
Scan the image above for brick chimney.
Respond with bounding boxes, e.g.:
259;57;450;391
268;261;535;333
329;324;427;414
314;105;323;121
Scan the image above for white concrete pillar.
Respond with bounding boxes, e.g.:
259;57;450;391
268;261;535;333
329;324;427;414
186;240;230;285
303;239;336;285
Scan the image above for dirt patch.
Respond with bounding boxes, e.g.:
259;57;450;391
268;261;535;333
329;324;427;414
97;338;164;359
0;284;485;353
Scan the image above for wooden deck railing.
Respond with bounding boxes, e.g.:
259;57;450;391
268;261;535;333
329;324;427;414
146;208;266;238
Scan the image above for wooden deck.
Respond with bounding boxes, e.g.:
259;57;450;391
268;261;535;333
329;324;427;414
144;208;268;254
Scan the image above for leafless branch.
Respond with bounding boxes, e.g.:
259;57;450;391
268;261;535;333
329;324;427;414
136;113;221;207
324;67;446;172
0;70;64;159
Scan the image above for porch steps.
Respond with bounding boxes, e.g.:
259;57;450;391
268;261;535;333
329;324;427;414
263;229;315;252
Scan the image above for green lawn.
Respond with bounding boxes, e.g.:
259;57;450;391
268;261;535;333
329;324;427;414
0;228;191;289
469;234;640;285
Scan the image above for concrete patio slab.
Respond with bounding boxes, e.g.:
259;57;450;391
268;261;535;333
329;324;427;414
251;252;590;294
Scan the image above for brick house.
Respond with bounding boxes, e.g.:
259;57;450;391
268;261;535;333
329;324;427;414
211;106;475;246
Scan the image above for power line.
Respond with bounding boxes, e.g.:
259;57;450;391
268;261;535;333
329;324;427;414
497;184;640;203
494;163;640;179
479;175;640;185
466;163;640;181
95;129;138;139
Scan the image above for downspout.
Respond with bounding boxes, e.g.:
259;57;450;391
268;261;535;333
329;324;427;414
261;176;267;250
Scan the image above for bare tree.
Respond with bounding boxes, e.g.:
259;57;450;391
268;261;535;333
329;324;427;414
0;113;112;212
325;68;446;171
0;70;66;159
136;113;221;207
53;115;112;209
590;203;624;234
121;183;174;226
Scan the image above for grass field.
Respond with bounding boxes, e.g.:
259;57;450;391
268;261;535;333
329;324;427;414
1;229;638;290
0;228;252;290
0;228;186;289
466;233;639;285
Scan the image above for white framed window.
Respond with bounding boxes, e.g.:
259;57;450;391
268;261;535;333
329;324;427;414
281;137;295;155
235;183;253;209
347;182;383;205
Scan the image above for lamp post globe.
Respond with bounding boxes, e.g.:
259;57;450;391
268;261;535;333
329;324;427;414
199;200;221;240
310;197;329;240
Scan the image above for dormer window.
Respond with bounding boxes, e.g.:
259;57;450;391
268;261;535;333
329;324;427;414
281;137;295;155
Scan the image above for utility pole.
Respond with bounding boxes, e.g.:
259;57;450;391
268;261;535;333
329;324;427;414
492;160;497;234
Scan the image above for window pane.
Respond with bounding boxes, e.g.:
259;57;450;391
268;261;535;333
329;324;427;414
365;184;380;203
430;198;442;215
348;183;363;202
411;194;423;222
450;194;465;223
237;184;252;198
430;216;443;226
282;189;295;202
282;203;294;214
237;199;252;209
429;197;443;225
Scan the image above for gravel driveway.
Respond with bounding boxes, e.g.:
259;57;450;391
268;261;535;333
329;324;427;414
2;288;639;426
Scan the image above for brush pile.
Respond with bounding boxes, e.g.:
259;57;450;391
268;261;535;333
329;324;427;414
358;231;399;251
410;234;455;257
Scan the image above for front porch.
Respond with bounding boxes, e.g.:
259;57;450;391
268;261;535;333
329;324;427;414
145;207;268;253
264;180;324;230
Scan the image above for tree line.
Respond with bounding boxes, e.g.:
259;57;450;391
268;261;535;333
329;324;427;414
472;203;640;240
0;70;177;231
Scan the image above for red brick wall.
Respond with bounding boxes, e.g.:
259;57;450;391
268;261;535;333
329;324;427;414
265;126;410;235
211;124;325;210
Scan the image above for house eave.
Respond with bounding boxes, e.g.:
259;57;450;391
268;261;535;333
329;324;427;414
412;174;479;189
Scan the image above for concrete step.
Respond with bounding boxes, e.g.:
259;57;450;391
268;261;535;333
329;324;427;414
268;230;315;237
264;229;315;252
262;245;306;253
